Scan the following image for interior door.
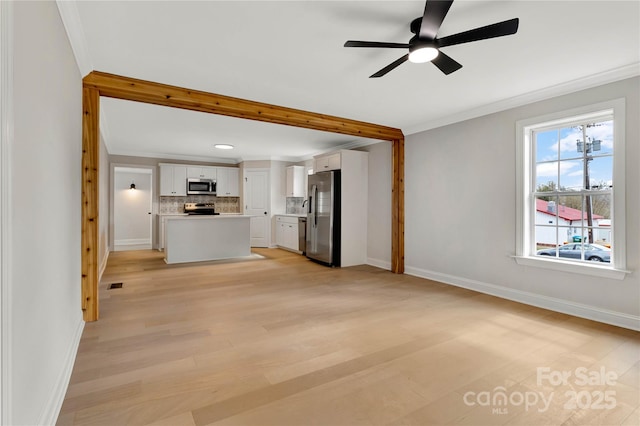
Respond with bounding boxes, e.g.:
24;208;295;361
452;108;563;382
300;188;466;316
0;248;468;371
244;169;270;247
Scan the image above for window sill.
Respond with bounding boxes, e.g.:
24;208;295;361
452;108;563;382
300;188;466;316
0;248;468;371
513;256;630;280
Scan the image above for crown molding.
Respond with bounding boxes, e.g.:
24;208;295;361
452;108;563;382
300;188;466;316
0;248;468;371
404;63;640;136
55;1;92;77
56;1;116;147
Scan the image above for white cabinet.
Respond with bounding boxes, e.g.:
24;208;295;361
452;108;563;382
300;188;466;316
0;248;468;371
159;164;187;196
286;165;305;197
313;152;341;172
275;215;299;251
161;163;238;196
187;166;216;180
216;167;240;197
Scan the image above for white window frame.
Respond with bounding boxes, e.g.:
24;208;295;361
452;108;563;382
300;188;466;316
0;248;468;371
515;99;628;280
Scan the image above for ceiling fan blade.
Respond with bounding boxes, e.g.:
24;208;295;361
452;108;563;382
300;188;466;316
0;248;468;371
370;54;409;78
419;0;454;40
344;41;410;49
431;51;462;75
437;18;519;48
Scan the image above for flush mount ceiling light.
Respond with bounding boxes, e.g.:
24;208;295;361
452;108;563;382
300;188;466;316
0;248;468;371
408;45;439;63
214;144;234;150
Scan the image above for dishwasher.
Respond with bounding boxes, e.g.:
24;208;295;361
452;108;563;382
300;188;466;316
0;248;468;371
298;217;307;254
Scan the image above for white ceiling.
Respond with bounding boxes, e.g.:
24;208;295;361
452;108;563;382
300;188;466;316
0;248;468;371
60;1;639;163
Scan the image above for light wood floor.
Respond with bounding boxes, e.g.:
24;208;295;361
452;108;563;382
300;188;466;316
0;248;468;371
57;249;639;426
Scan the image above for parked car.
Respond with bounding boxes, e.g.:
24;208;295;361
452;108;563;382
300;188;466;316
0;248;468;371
537;243;611;262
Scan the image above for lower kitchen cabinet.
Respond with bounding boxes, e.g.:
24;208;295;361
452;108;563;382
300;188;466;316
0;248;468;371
275;215;299;252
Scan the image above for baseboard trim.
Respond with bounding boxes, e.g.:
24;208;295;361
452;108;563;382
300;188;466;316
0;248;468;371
405;266;640;331
367;257;391;271
114;238;151;246
37;318;84;426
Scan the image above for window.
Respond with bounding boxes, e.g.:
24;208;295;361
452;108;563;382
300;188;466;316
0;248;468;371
515;99;627;279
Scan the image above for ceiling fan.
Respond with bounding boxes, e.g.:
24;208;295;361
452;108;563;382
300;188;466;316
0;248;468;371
344;0;519;78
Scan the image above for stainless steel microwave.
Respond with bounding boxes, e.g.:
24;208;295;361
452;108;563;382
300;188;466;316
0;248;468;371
187;178;216;195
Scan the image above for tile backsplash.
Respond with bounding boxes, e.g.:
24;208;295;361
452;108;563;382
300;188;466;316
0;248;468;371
286;197;306;215
159;196;240;214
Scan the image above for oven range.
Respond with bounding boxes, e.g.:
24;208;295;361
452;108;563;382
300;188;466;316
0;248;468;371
183;203;219;215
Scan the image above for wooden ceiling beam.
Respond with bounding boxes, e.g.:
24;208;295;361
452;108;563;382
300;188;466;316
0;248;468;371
83;71;404;142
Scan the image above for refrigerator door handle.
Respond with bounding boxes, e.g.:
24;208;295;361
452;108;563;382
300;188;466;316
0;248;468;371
313;185;318;227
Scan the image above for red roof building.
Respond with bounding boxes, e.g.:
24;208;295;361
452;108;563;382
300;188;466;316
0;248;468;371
536;199;604;223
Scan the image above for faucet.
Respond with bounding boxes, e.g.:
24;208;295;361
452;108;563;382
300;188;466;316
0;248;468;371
302;199;308;208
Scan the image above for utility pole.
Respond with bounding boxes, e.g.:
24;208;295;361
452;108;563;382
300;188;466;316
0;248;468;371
576;135;601;244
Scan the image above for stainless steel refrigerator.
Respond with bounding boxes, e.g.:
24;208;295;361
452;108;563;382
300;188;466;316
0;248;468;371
306;170;341;266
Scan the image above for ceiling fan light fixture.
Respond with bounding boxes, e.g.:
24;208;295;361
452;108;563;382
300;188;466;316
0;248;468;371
214;144;234;150
408;45;439;63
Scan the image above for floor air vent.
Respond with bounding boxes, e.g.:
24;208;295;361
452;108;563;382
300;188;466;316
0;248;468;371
108;283;123;289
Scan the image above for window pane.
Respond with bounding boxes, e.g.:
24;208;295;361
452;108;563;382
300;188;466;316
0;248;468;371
557;195;584;224
580;239;611;263
590;193;611;221
558;226;580;245
585;120;613;157
535;129;559;163
535;195;557;226
558;160;583;191
535;164;558;192
592;227;612;247
587;156;613;189
535;230;559;257
559;126;583;160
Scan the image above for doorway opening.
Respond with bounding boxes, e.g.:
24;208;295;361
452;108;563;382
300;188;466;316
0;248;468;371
113;166;153;251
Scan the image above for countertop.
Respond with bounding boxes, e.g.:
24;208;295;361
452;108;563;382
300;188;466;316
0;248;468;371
165;215;251;220
276;214;306;218
159;213;242;216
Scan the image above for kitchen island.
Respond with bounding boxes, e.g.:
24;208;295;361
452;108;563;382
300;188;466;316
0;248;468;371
164;215;251;264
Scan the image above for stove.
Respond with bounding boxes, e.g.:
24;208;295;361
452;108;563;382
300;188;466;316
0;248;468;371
183;203;220;215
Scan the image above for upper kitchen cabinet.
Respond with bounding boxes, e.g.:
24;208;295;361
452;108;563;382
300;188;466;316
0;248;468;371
187;166;216;180
313;152;341;172
216;167;240;197
159;164;187;196
286;165;305;197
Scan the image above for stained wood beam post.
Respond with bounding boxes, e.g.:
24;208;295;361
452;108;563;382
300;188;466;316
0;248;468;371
391;137;405;274
81;71;405;320
82;87;99;321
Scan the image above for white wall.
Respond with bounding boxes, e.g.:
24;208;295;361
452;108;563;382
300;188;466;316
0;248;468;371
113;170;152;249
99;134;110;276
405;77;639;329
359;142;392;269
271;160;287;215
9;2;84;424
